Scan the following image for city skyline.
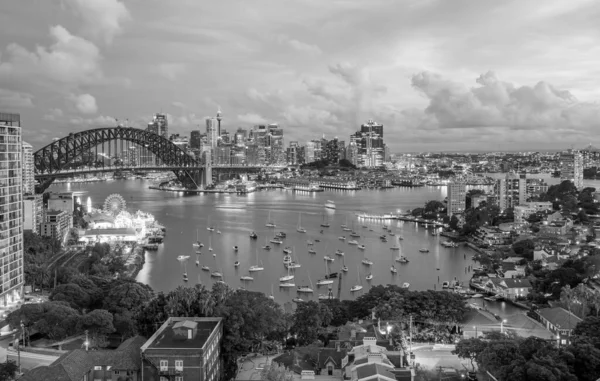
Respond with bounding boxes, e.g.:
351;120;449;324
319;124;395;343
2;0;600;151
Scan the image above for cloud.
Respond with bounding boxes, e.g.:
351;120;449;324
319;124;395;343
276;35;321;55
62;0;131;44
410;70;600;130
0;25;102;87
43;108;64;121
0;89;34;108
156;63;185;81
237;113;267;125
69;115;116;126
69;93;98;114
171;101;186;109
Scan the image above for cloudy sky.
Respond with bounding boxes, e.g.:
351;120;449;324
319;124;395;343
1;0;600;152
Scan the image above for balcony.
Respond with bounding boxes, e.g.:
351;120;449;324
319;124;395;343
159;368;183;376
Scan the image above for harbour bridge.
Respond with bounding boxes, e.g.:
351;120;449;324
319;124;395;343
33;127;282;193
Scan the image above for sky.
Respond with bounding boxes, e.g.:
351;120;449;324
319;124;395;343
1;0;600;152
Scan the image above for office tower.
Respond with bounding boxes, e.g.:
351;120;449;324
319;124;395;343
560;149;584;190
287;141;299;165
220;130;230;145
346;141;358;166
305;141;316;163
447;182;466;216
190;130;202;150
0;112;24;304
324;138;342;164
353;119;384;167
22;141;34;195
234;128;247;145
268;126;284;165
206;117;218;149
147;113;168;138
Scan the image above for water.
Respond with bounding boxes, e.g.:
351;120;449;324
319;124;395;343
55;180;480;303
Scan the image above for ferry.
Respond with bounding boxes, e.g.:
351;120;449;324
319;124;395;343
325;200;336;209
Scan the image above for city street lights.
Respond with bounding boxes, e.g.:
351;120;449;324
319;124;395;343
84;330;89;351
500;319;507;334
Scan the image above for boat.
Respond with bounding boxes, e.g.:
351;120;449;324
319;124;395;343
283;247;292;254
348;240;358;245
380;235;387;240
350;232;360;238
402;282;410;289
366;273;373;281
217;229;221;235
320;211;330;228
315;239;321;242
357;244;366;250
183;273;188;281
318;294;331;300
192;229;203;249
335;249;344;256
292;298;304;303
351;266;363;292
268;285;275;300
196;258;200;266
390;246;400;251
389;232;395;236
270;238;283;244
441;241;457;248
234;261;240;267
396;256;409;263
276;232;287;238
325;200;336;209
202;265;210;271
442;281;450;289
308;248;316;254
297;213;307;233
208;236;213;252
240;275;254;281
286;261;301;269
361;258;373;266
317;262;335;286
398;236;404;240
419;248;429;253
207;216;215;231
362;225;368;228
472;294;484;298
307;240;314;245
263;245;272;250
249;232;258;239
177;255;190;261
338;236;346;241
297;279;314;293
212;252;216;257
249;250;264;272
233;246;239;251
211;271;223;278
342;265;349;272
390;266;398;274
266;210;276;228
279;282;296;288
279;265;295;282
324;255;335;262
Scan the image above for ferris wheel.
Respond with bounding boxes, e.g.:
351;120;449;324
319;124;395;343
103;194;127;216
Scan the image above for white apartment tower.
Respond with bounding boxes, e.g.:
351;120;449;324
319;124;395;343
21;141;34;195
0;112;24;304
447;182;466;216
560;149;584;190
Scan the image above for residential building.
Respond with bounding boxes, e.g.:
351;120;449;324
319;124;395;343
526;178;549;198
0;112;24;305
21;141;34;195
514;202;553;223
447;182;466;216
346;141;359;167
342;336;414;381
560;149;584;190
535;307;582;346
305;141;318;163
354;120;384;167
539;219;573;236
23;194;43;234
287;141;300;165
471;194;487;209
324;138;343;164
141;317;223;381
20;336;146;381
40;210;71;242
580;144;600;169
483;278;532;300
472;226;511;246
496;172;526;210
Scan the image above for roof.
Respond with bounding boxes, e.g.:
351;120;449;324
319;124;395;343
460;309;498;327
537;307;582;330
502;278;532;288
317;348;347;369
355;363;396;381
19;335;146;381
46;209;68;216
82;228;137;237
142;317;221;350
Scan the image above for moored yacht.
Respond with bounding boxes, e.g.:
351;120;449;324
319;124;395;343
324;256;335;262
366;273;373;281
390;266;398;274
419;248;430;253
348;240;359;245
361;259;373;266
279;282;296;288
350;285;363;292
357;244;366;250
335;249;344;256
324;200;336;209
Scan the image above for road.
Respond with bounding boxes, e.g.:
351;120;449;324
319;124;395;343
7;349;59;372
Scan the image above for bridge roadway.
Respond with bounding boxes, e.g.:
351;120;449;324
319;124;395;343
34;164;288;179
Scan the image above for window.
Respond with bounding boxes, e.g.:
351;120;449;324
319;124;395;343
160;360;168;371
175;360;184;371
175;377;183;381
114;370;120;375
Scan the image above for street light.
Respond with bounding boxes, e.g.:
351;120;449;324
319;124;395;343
473;325;478;338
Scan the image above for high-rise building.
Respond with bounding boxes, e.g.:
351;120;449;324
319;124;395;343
23;194;43;234
190;130;202;150
346;141;359;166
447;182;466;216
305;141;317;163
286;141;300;165
580;144;600;169
324;138;342;164
0;112;24;304
353;120;384;167
560;149;584;190
268;127;284;165
496;172;526;210
206;117;219;149
22;141;34;195
40;210;71;242
147;113;168;138
234;128;247;145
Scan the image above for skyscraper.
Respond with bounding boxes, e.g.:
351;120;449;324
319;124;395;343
560;149;584;190
353;120;384;167
147;113;168;138
206;117;218;149
22;141;34;195
190;130;202;150
447;182;466;216
0;112;24;304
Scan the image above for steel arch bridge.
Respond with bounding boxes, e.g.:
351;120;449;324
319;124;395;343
34;127;203;193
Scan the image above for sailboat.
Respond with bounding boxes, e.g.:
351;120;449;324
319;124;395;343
342;215;352;231
351;266;363;292
268;284;275;300
207;216;215;231
308;242;316;254
202;264;210;271
263;237;272;250
286;248;302;269
249;250;264;272
240;274;254;281
177;255;190;261
279;264;294;282
297;213;306;233
192;229;203;249
195;251;200;266
211;268;223;278
366;273;373;281
320;211;330;228
297;272;314;293
265;210;276;228
208;236;213;252
341;255;348;272
182;260;189;282
362;258;373;266
317;262;334;286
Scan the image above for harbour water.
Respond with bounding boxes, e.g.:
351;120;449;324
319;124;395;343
54;180;480;303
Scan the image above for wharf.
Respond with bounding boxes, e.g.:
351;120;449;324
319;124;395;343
149;186;242;194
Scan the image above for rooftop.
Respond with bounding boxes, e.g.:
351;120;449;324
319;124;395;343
46;209;68;216
142;317;221;350
537;307;582;330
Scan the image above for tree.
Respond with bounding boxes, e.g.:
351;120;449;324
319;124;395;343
424;200;445;214
566;338;600;381
338;159;357;169
50;283;92;311
512;239;535;261
320;299;351;327
79;309;115;347
261;362;294;381
573;316;600;347
466;189;485;210
453;338;487;371
449;215;460;230
291;301;332;345
134;292;170;338
102;279;154;314
0;361;18;381
8;302;81;340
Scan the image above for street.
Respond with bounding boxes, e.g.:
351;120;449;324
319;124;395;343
7;349;59;372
